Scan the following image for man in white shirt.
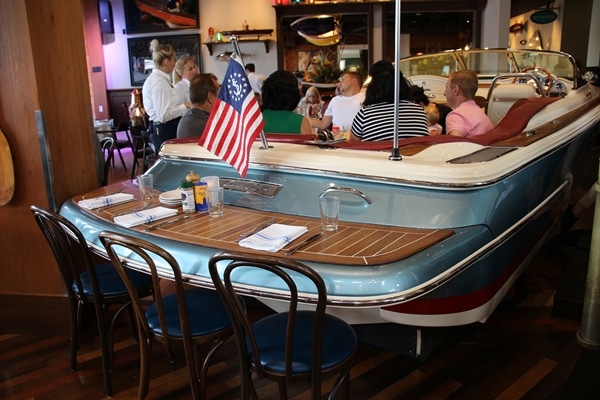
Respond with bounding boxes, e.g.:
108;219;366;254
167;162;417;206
310;71;365;131
245;63;266;95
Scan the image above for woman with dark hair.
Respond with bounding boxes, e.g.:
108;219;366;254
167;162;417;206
350;60;429;141
261;70;313;135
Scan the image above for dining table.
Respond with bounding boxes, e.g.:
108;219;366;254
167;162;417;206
69;181;454;268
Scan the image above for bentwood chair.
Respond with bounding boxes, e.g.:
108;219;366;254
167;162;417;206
30;206;153;397
208;252;357;400
100;136;115;186
112;121;135;170
99;231;233;400
129;127;156;181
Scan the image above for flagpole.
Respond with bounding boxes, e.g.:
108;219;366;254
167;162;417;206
389;0;402;161
231;36;270;150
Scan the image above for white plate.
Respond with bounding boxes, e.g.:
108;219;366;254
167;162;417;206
159;189;181;201
159;189;182;205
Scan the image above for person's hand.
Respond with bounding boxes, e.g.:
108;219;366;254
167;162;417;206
184;101;192;109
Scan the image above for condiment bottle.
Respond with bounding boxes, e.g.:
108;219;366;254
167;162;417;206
186;170;200;183
194;181;208;212
180;181;196;213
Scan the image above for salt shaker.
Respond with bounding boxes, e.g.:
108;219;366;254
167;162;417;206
180;180;196;213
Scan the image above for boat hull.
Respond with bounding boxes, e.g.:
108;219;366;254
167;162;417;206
60;49;600;331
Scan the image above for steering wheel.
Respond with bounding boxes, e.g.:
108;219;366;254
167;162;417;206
513;66;554;95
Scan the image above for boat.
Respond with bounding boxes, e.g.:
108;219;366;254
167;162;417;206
59;48;600;358
134;0;197;29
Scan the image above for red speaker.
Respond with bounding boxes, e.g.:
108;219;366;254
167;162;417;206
98;0;114;34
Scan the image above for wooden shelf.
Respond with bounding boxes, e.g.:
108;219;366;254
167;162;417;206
221;29;273;39
203;39;272;55
203;29;273;55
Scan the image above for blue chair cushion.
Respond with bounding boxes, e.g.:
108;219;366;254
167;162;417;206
75;262;152;298
146;288;231;339
252;310;357;374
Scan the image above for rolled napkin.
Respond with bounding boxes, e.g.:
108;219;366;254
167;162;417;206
239;223;308;253
114;206;178;228
78;193;135;209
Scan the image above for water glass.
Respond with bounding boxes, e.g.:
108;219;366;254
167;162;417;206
201;175;220;190
137;174;154;200
207;187;224;217
319;196;340;231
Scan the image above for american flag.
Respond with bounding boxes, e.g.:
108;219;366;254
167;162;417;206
199;53;264;177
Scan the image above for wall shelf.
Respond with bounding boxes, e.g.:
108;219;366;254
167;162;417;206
204;29;273;55
203;39;272;55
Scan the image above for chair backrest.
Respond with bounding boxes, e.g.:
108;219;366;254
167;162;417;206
115;121;130;133
30;205;100;303
100;137;115;186
486;83;539;126
99;231;191;352
208;251;328;394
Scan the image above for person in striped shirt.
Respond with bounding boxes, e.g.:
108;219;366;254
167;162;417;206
350;60;429;142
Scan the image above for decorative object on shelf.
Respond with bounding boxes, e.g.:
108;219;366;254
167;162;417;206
243;20;249;31
203;29;274;55
303;47;341;84
290;15;340;46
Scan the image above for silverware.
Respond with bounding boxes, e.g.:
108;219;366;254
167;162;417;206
143;214;189;232
235;216;276;242
285;232;323;256
96;199;135;212
112;203;151;217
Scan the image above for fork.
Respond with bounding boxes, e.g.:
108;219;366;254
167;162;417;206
235;216;276;242
112;203;152;217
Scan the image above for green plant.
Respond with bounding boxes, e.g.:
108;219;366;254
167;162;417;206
305;48;341;83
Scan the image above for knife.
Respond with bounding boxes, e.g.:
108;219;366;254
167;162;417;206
285;232;323;256
142;214;189;232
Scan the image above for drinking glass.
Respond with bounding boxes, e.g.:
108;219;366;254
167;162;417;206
207;187;224;217
137;174;154;200
319;196;340;231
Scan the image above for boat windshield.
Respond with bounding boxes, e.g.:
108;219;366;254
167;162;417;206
400;50;576;81
399;52;458;77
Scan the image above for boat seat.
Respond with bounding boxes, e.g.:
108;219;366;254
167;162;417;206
486;84;540;126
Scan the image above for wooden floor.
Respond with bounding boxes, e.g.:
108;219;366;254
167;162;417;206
2;142;600;399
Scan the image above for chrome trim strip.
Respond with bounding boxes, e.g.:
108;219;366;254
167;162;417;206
35;110;57;212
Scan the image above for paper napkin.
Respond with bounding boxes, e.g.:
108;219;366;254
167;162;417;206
113;206;178;228
239;223;308;252
78;193;135;209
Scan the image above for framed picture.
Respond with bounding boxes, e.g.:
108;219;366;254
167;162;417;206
124;0;199;34
127;34;201;86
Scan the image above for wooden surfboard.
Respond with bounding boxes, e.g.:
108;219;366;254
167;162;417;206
0;128;15;206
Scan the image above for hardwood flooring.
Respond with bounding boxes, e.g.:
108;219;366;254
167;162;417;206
2;141;600;399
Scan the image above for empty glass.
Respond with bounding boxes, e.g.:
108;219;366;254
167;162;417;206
319;196;340;231
137;174;154;200
207;187;224;217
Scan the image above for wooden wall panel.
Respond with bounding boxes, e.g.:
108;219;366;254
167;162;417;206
83;0;110;121
0;0;101;333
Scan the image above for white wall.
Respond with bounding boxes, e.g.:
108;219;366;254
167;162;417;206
481;0;511;49
102;0;278;89
508;0;564;51
587;0;600;66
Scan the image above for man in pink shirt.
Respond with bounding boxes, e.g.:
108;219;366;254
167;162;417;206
444;70;493;137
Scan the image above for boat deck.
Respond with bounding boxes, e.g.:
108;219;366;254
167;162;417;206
76;182;453;266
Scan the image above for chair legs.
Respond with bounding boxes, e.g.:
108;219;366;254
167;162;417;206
138;334;153;400
70;299;81;372
92;300;114;397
